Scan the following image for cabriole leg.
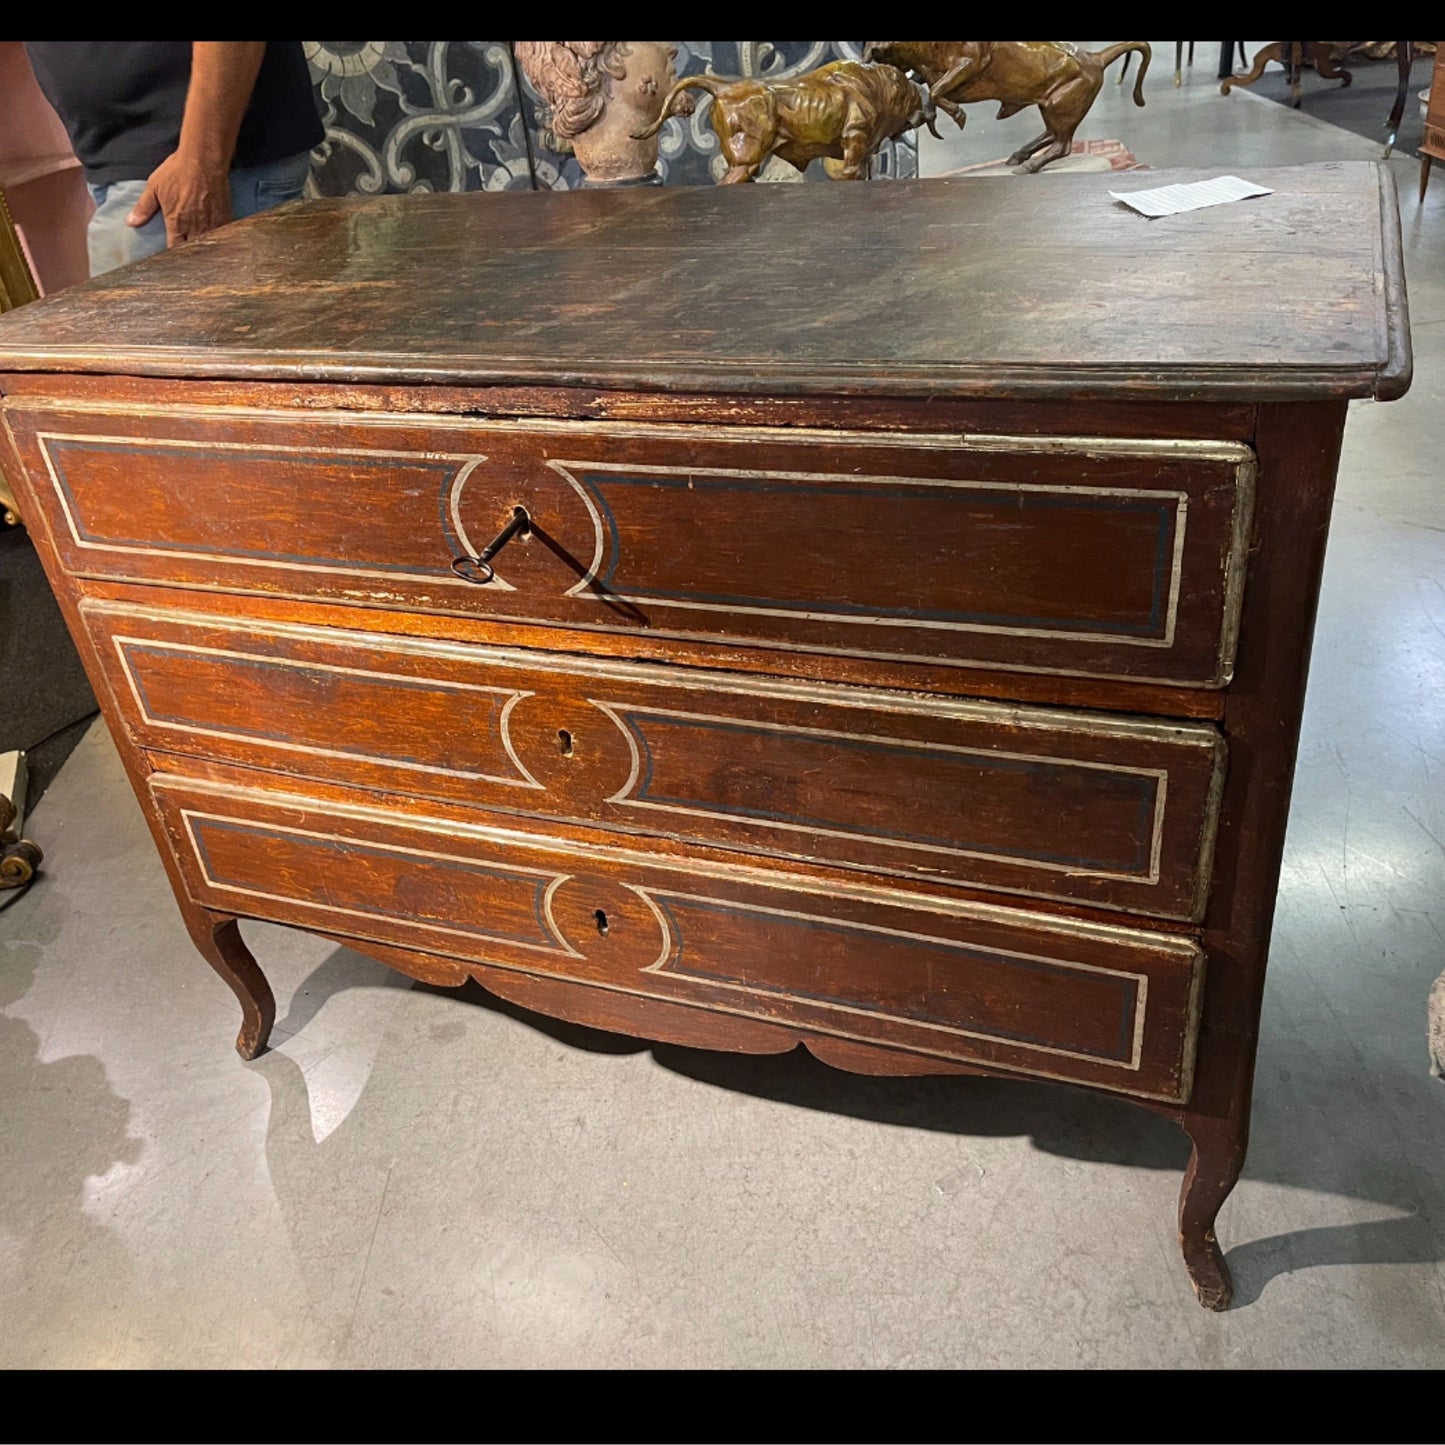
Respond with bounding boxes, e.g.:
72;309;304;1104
1177;1111;1247;1309
182;906;275;1059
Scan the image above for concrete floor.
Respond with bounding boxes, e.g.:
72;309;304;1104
4;48;1445;1368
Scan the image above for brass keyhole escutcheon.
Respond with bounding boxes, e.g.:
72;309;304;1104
594;909;609;937
558;729;574;757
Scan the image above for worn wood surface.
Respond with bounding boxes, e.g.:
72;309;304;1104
149;765;1203;1100
0;411;274;1068
6;402;1255;687
0;163;1410;402
1167;399;1351;1309
84;597;1225;919
0;372;1259;439
74;574;1229;720
134;748;1208;940
0;171;1410;1307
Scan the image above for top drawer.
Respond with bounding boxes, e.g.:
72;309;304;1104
5;403;1255;687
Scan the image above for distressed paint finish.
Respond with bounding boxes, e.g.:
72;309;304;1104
0;160;1411;1309
80;597;1224;919
5;406;1256;686
0;164;1410;401
149;768;1204;1100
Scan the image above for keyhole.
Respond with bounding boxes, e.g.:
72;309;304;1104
558;729;574;757
594;909;609;937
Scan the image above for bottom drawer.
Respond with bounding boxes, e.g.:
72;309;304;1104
150;770;1204;1102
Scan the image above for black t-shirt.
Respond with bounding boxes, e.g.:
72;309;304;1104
24;40;324;185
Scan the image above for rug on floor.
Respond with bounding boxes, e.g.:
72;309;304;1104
935;138;1145;178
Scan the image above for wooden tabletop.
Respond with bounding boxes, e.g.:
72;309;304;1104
0;161;1410;403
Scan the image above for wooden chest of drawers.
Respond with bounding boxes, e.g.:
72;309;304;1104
0;163;1409;1308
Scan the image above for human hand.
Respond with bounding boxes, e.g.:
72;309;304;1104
126;150;231;246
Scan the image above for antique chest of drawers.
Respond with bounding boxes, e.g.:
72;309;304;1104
0;163;1409;1307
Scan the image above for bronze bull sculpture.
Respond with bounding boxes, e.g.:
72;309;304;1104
864;40;1151;172
634;60;938;183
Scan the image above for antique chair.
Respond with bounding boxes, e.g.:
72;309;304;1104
1118;42;1246;86
1418;47;1443;199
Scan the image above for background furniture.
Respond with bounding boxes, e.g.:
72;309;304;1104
0;188;38;528
1384;41;1417;154
1222;39;1424;153
1221;41;1356;104
1216;42;1248;79
0;41;89;528
1134;42;1247;85
0;162;1408;1309
0;43;89;297
0;182;46;893
0;750;41;892
1420;48;1445;197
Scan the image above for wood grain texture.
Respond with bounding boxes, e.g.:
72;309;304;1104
0;371;1260;440
0;172;1410;1306
1166;400;1352;1308
85;598;1225;920
0;163;1410;402
302;930;998;1074
7;402;1255;687
150;764;1204;1101
72;574;1229;721
137;748;1208;940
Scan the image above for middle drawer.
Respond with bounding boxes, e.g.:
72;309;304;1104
83;598;1224;921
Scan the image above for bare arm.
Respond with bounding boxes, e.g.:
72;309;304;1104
127;41;266;245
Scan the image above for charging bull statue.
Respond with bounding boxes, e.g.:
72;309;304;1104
863;40;1151;173
633;59;938;183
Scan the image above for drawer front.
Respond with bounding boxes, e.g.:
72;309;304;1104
151;771;1204;1101
90;600;1225;920
11;404;1255;686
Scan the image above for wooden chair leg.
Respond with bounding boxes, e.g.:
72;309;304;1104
1385;40;1413;157
1312;44;1354;87
1221;41;1277;95
1422;153;1434;204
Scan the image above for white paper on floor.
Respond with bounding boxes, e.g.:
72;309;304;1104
1109;175;1275;218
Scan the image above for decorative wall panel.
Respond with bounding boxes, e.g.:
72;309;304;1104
301;40;918;195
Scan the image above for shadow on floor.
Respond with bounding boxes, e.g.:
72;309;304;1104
260;942;1445;1309
0;916;144;1366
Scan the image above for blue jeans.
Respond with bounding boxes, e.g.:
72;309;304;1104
86;150;312;276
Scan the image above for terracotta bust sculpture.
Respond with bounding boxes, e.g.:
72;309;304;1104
515;41;690;186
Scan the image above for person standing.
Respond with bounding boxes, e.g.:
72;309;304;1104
23;41;323;275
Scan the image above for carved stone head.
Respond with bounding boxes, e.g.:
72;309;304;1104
515;41;687;185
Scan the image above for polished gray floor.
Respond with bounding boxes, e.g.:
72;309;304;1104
4;49;1445;1368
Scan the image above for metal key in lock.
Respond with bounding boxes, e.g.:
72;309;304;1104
451;505;531;584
